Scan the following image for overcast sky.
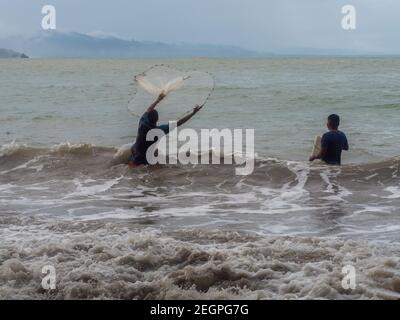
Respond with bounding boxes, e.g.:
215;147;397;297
0;0;399;53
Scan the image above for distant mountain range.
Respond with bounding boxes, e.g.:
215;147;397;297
0;31;390;59
0;48;29;58
0;31;265;58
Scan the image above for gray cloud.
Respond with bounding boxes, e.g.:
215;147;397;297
0;0;399;54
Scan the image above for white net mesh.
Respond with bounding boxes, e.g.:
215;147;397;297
128;65;215;123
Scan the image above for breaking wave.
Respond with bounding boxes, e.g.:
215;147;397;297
1;141;399;183
1;142;400;300
0;226;399;300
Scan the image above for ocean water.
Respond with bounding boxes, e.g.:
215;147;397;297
0;58;400;299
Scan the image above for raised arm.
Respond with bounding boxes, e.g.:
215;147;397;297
146;93;166;113
177;105;203;127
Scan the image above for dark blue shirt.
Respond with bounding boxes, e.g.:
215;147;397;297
321;130;349;165
131;112;169;165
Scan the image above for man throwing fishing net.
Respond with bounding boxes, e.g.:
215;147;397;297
128;93;202;167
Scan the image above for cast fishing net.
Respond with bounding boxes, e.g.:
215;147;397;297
127;65;215;123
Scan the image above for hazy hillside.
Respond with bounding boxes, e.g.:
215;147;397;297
0;31;264;58
0;48;29;58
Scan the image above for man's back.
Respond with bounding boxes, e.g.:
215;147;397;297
321;130;349;165
133;112;169;165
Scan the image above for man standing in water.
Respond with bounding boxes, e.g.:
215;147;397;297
128;93;202;167
309;114;349;165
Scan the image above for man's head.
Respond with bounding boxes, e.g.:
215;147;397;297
327;114;340;130
148;110;159;125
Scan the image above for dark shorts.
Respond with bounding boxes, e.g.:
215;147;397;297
129;154;148;165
